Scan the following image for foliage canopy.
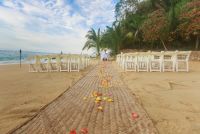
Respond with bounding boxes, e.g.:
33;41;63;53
83;0;200;55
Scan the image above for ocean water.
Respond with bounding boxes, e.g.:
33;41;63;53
0;50;49;64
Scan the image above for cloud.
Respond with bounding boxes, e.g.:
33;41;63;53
0;0;116;53
76;0;115;28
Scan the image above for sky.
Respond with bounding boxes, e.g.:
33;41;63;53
0;0;117;54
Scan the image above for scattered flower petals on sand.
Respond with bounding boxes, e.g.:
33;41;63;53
132;112;139;120
69;129;77;134
92;91;103;97
92;92;98;97
107;98;113;102
80;128;88;134
103;97;108;101
96;97;101;101
96;102;101;106
95;100;101;104
97;92;102;96
88;65;115;112
97;106;103;111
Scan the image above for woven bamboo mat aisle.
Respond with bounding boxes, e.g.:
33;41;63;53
8;62;158;134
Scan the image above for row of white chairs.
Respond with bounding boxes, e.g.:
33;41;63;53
28;54;90;72
116;51;191;72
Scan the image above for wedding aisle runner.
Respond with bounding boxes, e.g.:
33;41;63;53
9;62;158;134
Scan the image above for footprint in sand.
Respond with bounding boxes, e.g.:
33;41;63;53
168;81;186;90
179;101;192;107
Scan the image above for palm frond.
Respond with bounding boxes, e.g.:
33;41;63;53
82;40;96;50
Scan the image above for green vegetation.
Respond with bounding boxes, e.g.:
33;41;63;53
82;28;102;56
83;0;200;55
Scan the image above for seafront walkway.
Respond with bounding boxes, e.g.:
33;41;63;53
9;62;158;134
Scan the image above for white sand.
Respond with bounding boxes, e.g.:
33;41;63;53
121;61;200;134
0;64;94;134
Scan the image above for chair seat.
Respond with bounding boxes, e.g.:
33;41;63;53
117;51;191;72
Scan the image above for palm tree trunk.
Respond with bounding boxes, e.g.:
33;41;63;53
161;39;168;50
115;43;119;54
195;36;199;50
151;42;154;49
96;44;100;56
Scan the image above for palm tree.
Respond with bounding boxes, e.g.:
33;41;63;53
82;28;102;56
101;22;124;55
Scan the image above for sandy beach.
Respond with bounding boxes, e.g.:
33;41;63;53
0;63;94;134
121;61;200;134
0;61;200;134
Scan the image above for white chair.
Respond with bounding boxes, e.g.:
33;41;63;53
60;55;70;72
29;56;38;72
137;52;149;72
149;52;163;72
29;64;37;72
117;53;123;68
176;51;191;72
121;54;126;71
70;55;80;72
116;54;120;65
79;55;84;70
85;55;90;68
80;55;89;70
125;53;137;72
39;57;48;72
48;56;60;72
162;51;176;72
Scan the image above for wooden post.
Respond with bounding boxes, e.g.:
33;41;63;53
20;49;22;68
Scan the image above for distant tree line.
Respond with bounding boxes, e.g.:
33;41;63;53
83;0;200;55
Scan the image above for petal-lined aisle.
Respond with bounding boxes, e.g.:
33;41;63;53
8;62;158;134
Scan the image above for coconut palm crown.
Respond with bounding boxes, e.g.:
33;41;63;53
82;28;102;56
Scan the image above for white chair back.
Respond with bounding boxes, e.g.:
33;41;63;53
116;51;191;72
